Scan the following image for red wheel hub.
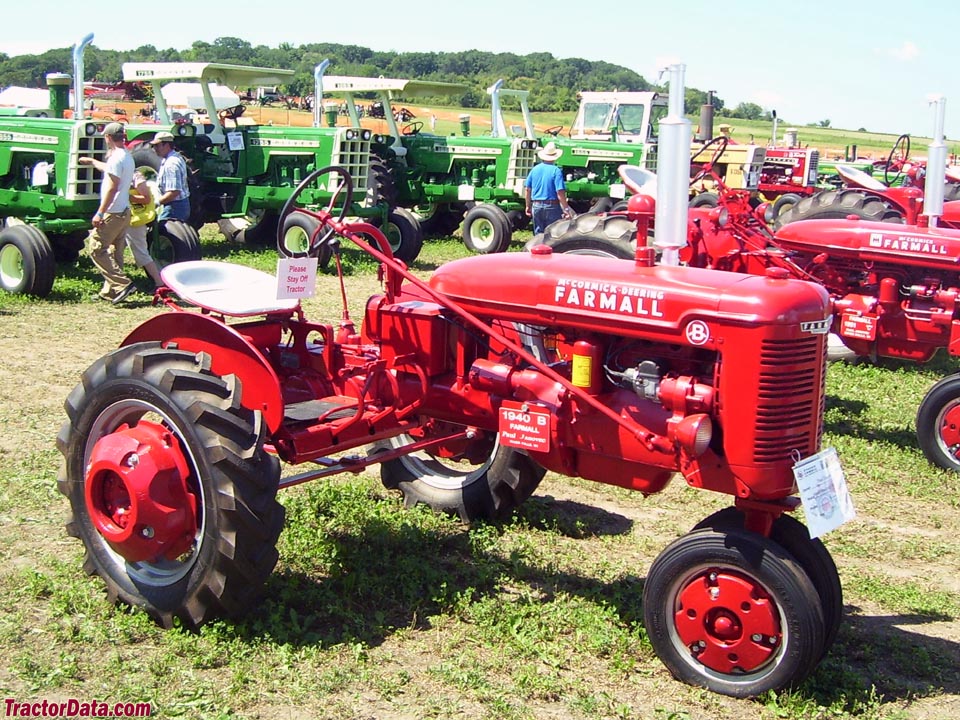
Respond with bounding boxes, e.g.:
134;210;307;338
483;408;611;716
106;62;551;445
674;569;781;674
937;404;960;454
84;421;198;563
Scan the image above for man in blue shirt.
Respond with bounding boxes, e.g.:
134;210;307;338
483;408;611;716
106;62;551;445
150;132;191;222
524;141;573;234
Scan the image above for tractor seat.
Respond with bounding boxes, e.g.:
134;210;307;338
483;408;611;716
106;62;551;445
835;164;887;191
160;260;300;317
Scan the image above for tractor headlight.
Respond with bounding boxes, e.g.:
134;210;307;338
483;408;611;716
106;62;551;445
175;124;195;137
85;123;98;136
674;414;713;457
709;206;729;227
346;129;358;140
361;129;371;141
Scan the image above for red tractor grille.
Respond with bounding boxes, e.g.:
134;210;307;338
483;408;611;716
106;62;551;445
753;337;823;463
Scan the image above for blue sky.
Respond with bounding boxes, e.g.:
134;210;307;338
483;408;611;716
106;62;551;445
3;0;957;141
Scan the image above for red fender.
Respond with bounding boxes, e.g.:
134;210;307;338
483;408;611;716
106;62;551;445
121;313;285;433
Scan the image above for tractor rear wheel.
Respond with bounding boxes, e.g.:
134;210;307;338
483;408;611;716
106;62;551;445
643;527;825;697
57;343;284;628
366;159;397;207
774;189;903;230
693;508;843;658
462;204;512;254
770;193;803;221
541;213;637;259
916;373;960;472
151;220;202;270
0;224;56;296
380;434;546;522
944;182;960;202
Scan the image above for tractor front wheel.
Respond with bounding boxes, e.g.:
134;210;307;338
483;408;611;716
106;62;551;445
0;223;56;296
380;434;545;522
770;193;803;221
57;344;284;628
916;373;960;472
693;508;843;658
643;528;825;697
380;208;424;263
462;204;512;254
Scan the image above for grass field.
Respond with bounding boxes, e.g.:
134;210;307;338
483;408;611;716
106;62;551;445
0;227;958;719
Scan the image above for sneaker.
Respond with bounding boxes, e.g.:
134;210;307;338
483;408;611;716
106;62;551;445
111;283;137;304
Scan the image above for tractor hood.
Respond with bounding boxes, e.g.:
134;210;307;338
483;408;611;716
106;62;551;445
774;219;960;272
428;250;829;348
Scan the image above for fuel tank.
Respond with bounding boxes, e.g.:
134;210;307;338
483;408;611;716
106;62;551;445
774;218;960;272
428;248;831;344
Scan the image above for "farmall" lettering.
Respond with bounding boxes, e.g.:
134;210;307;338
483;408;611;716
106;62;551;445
868;232;948;255
554;279;666;317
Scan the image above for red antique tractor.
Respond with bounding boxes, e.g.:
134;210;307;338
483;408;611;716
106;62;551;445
541;159;960;473
776;133;960;230
58;165;840;698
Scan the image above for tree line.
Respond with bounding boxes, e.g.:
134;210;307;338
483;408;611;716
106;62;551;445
0;37;731;115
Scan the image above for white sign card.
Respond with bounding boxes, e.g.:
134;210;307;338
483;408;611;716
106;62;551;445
792;447;856;538
276;256;318;299
227;131;245;151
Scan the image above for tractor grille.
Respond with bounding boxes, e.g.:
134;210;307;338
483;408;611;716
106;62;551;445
507;142;538;194
807;150;820;186
68;124;106;201
331;131;370;193
752;336;824;463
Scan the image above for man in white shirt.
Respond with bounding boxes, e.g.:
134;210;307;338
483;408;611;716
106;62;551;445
80;122;136;303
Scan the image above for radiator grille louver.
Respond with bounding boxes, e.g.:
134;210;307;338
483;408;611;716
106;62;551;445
753;337;823;463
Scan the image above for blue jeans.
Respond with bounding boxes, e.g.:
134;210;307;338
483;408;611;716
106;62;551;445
531;202;562;235
158;197;191;222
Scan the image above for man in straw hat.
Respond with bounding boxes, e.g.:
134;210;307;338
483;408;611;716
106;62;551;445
78;122;136;303
524;141;573;234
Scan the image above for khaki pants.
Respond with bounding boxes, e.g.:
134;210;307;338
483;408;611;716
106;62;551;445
88;209;132;299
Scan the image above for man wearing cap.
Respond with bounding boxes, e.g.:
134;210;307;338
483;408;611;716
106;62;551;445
524;141;573;235
79;122;137;303
150;131;191;222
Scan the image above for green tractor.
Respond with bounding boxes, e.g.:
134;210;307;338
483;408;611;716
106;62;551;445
119;59;422;262
320;75;659;253
320;74;542;253
0;34;203;296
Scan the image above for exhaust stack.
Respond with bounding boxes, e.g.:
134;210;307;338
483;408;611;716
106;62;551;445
655;64;691;266
72;33;94;119
313;59;331;128
925;95;947;227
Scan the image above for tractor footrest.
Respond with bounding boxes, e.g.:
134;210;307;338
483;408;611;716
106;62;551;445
284;398;358;423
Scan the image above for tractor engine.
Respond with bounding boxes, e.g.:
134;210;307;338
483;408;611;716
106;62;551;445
364;248;831;502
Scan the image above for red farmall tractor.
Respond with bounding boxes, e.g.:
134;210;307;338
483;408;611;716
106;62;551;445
776;132;960;230
541;116;960;473
58;163;841;698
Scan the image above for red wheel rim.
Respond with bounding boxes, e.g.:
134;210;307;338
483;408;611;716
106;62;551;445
674;569;782;674
936;402;960;456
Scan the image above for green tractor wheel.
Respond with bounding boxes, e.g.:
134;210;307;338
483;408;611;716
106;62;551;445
0;224;56;297
380;208;424;263
462;204;511;254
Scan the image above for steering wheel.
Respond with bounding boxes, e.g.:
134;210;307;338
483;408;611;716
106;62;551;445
544;125;564;137
690;136;729;185
217;104;246;123
402;121;423;136
884;133;911;186
276;166;354;261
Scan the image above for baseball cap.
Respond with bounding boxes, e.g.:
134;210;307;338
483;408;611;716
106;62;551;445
150;131;176;145
102;122;125;137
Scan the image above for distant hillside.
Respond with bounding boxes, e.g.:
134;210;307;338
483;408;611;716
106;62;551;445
0;36;724;115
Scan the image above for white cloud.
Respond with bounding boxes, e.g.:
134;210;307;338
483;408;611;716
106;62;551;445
887;41;920;61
